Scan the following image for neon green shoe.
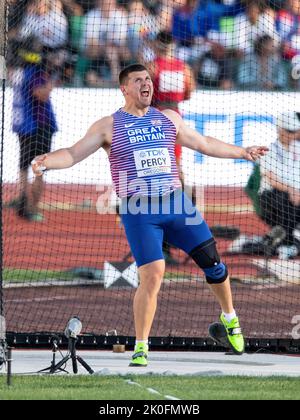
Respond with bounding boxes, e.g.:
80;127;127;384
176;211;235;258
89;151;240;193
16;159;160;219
220;314;245;355
129;343;148;367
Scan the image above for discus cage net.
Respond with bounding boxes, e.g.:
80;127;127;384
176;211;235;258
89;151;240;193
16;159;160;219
1;0;300;352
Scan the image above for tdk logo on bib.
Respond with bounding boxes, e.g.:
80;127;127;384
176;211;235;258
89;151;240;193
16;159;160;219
134;148;171;177
128;126;166;144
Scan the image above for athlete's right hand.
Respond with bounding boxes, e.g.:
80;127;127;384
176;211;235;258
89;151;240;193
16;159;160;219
31;154;48;176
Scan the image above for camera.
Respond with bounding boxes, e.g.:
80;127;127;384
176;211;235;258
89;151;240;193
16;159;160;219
64;317;82;340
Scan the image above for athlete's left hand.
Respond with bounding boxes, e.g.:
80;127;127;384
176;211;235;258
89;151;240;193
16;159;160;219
243;146;269;162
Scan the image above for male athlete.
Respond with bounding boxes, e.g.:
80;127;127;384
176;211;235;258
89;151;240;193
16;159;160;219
32;64;268;367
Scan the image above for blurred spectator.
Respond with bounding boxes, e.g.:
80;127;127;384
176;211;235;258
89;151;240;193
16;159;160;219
219;0;240;6
277;0;300;61
81;0;130;85
7;0;30;68
61;0;84;16
12;40;58;222
234;0;279;55
61;0;84;54
259;111;300;258
237;34;288;90
192;0;241;39
127;0;159;62
150;30;196;115
159;0;187;32
18;0;69;49
5;0;298;91
172;0;197;49
196;42;234;89
143;0;162;14
8;0;29;36
74;0;95;13
172;0;211;64
7;0;74;83
268;0;285;11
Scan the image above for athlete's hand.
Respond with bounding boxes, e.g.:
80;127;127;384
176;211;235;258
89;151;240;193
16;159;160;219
31;154;48;176
243;146;269;162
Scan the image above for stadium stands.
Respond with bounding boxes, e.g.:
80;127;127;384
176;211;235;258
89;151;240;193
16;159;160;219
6;0;300;89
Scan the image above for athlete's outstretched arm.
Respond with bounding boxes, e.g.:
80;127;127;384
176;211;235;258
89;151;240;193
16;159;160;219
163;110;269;161
32;116;112;176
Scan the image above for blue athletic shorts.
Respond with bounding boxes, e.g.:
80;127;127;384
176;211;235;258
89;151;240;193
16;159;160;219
120;189;213;267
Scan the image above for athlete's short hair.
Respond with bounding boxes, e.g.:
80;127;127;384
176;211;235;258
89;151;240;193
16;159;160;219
119;64;148;85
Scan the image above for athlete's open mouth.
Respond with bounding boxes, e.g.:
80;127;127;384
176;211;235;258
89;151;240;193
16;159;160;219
141;90;150;98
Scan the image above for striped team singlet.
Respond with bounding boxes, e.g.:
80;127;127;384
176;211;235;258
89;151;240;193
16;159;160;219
109;107;182;198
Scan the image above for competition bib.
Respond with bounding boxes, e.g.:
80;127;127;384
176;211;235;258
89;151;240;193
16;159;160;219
134;148;172;177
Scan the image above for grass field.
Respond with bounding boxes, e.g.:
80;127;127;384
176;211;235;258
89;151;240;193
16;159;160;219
1;375;300;400
3;269;189;284
3;269;74;283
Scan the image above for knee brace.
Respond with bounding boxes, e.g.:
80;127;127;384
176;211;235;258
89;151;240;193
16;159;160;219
189;238;228;284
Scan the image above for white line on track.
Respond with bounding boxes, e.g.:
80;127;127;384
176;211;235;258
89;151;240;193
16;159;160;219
5;296;68;303
124;379;180;400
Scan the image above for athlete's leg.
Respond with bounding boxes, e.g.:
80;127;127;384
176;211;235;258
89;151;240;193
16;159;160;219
17;134;31;217
120;202;167;366
168;220;234;314
134;259;165;340
208;278;234;314
31;175;44;214
121;212;166;365
19;168;28;200
121;208;166;336
19;168;28;198
30;129;53;217
165;191;244;354
188;238;244;354
16;168;30;217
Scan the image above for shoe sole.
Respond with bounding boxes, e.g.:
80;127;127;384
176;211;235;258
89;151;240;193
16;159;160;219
228;343;245;356
209;322;245;355
129;363;148;367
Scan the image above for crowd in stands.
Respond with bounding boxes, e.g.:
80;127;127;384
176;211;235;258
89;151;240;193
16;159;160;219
6;0;300;90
